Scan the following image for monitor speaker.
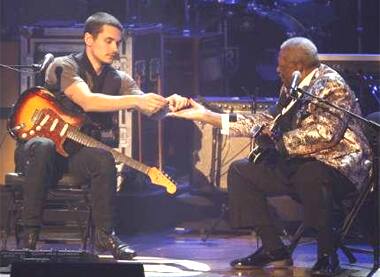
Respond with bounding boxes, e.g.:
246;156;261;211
11;262;145;277
192;122;252;191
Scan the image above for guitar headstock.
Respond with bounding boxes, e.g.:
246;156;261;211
146;167;177;194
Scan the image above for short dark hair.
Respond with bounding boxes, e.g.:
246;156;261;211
84;12;123;38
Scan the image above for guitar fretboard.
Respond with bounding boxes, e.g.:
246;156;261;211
66;126;150;174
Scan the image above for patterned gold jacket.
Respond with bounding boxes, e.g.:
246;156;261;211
229;64;372;187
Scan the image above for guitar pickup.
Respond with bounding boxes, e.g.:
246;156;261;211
50;118;59;131
31;109;40;124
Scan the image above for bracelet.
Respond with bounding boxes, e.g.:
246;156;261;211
229;113;238;122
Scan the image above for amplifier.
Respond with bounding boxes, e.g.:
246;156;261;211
318;53;380;115
318;53;380;75
0;249;97;268
191;96;278;191
164;32;225;97
198;96;278;113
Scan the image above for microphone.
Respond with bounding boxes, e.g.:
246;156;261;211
241;86;258;114
289;70;301;97
38;53;54;72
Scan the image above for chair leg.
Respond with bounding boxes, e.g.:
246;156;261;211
2;189;18;250
335;180;376;264
83;210;95;254
286;223;357;264
82;210;91;251
287;223;304;254
82;193;95;253
338;241;357;263
1;192;12;250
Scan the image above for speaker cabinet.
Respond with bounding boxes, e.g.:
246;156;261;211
318;54;380;115
11;262;145;277
192;123;252;191
164;32;225;97
191;96;277;191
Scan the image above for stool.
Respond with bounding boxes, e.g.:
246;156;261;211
2;173;94;251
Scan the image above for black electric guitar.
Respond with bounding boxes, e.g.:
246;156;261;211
8;87;177;194
248;94;302;164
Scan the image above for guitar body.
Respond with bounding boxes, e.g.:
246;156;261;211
248;96;301;164
7;87;177;194
8;87;84;156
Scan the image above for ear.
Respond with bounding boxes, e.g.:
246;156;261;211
84;32;94;47
297;64;307;78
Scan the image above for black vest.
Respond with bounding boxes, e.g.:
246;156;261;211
49;52;121;148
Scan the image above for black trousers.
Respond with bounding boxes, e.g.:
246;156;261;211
15;137;117;233
227;157;357;255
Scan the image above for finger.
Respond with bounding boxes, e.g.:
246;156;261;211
168;105;176;112
150;93;169;104
189;98;199;107
176;99;188;110
152;100;169;110
166;112;177;117
168;98;177;108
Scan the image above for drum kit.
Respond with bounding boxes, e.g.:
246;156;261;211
188;0;334;96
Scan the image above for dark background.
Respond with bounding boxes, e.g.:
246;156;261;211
1;0;379;98
1;0;379;53
1;0;379;175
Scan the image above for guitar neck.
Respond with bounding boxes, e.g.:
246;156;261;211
66;126;150;174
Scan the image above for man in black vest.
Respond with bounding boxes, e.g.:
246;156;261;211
14;12;188;260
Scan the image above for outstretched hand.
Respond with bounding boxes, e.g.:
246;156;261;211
166;94;190;112
167;98;207;121
135;93;168;116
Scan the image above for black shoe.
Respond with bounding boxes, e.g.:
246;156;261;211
95;230;136;260
230;246;293;269
311;253;342;276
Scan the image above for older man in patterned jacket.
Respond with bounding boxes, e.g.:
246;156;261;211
169;37;372;276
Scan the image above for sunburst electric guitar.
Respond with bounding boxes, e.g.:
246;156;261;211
7;87;177;194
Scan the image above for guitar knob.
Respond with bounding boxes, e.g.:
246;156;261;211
21;133;27;139
29;130;35;136
36;126;42;131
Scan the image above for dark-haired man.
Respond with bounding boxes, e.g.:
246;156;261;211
15;12;188;260
169;37;372;275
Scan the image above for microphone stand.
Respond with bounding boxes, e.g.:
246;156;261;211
295;87;380;275
3;64;41;71
295;86;380;136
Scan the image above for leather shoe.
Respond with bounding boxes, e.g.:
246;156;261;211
230;246;293;269
311;252;342;276
95;230;136;260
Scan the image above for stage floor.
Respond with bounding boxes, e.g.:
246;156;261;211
1;230;375;277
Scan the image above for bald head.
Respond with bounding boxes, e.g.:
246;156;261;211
280;37;320;69
276;37;320;88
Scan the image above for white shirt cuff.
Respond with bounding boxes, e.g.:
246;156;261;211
220;114;230;135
